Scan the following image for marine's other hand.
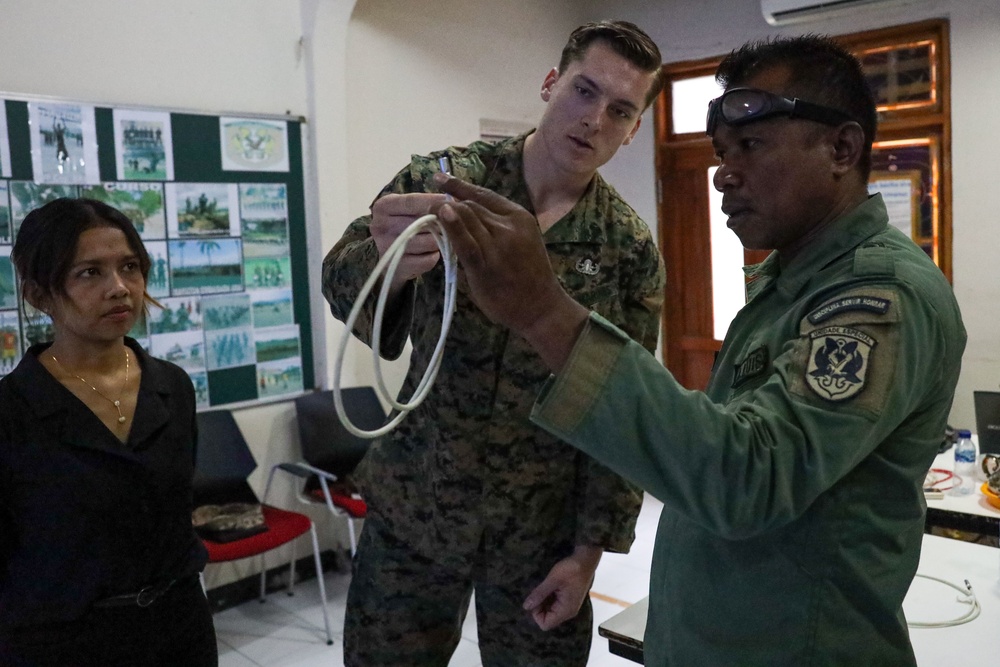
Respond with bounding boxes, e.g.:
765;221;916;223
371;193;447;290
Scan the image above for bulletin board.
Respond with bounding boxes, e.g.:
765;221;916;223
0;95;314;409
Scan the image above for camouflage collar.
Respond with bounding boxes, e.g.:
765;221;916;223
490;132;608;246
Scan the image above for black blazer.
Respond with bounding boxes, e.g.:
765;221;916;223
0;338;207;628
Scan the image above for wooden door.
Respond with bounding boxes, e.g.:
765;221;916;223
657;140;768;391
658;140;716;391
655;20;951;391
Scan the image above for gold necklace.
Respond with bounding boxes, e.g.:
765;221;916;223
50;348;131;425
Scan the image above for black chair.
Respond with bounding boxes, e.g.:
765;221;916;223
194;409;332;644
265;388;384;557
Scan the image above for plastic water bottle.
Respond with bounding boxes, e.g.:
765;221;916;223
953;429;976;496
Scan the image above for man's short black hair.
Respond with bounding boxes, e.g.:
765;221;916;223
559;20;666;110
716;35;878;180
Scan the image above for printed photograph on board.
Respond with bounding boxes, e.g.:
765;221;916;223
28;102;99;184
128;314;150;352
0;247;16;310
143;240;171;299
245;255;290;290
202;293;252;331
205;328;255;370
168;237;243;295
254;324;300;363
250;288;293;329
0;182;11;244
21;303;55;350
113;109;174;181
256;358;303;399
0;310;21;376
166;183;240;238
9;182;78;233
80;182;166;240
239;183;289;257
0;101;11;178
189;370;209;408
220;118;289;172
150;329;206;373
149;296;203;335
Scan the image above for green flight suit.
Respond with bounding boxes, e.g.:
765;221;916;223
322;132;665;665
532;194;966;666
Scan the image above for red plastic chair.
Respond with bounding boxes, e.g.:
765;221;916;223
277;388;383;557
194;409;332;645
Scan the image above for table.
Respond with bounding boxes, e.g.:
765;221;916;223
599;534;1000;665
925;449;1000;536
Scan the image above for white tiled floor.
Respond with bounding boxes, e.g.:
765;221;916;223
213;494;662;667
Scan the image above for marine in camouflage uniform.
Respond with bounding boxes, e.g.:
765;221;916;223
322;132;665;665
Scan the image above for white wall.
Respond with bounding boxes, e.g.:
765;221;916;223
0;0;308;115
582;0;1000;431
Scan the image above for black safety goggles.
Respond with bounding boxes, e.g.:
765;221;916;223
706;88;855;135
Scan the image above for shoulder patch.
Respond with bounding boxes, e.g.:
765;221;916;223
807;295;892;324
805;326;876;401
853;244;895;277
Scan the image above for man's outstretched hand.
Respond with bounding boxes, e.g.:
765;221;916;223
431;173;588;372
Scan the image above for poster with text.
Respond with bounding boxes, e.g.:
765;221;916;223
220;117;289;172
80;182;166;240
28;102;99;184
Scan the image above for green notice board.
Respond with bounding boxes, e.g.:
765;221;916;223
0;97;313;409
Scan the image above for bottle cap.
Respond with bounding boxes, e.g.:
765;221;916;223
958;429;972;438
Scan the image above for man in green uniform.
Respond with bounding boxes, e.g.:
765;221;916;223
432;35;966;666
322;20;666;667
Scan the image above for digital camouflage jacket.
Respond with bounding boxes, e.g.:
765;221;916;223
322;133;665;566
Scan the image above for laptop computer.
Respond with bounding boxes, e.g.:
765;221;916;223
973;390;1000;454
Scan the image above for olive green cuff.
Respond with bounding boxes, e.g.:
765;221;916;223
531;312;629;436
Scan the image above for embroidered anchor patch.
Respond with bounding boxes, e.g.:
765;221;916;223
575;258;600;276
805;326;876;401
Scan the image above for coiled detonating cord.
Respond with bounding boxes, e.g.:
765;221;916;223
907;574;981;628
332;212;458;438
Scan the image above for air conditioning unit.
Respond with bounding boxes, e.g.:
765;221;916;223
761;0;904;26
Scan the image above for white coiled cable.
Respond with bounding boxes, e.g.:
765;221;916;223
906;574;981;628
332;213;458;438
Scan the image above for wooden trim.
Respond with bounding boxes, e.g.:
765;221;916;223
654;19;954;377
